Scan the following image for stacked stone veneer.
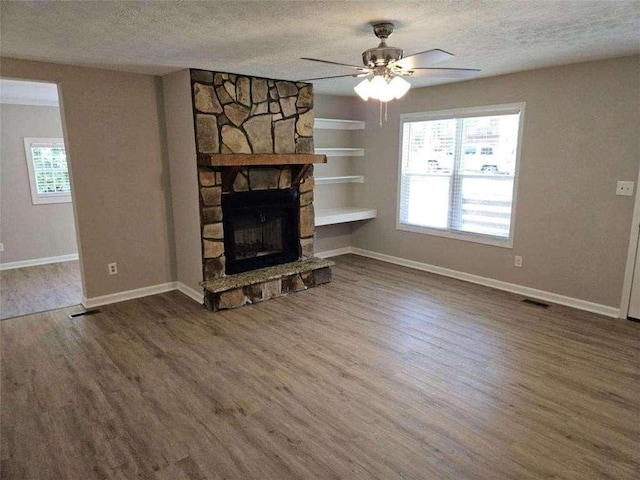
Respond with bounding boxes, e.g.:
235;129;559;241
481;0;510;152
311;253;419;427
190;69;327;310
191;70;314;155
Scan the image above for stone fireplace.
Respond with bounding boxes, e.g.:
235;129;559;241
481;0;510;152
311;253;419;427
190;69;332;311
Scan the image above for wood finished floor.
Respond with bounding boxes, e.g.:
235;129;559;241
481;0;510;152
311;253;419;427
1;254;638;479
0;260;82;320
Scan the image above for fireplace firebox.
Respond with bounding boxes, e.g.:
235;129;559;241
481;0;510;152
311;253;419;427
222;188;300;275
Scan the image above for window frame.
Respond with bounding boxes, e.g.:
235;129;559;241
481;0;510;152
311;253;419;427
396;102;526;249
23;137;72;205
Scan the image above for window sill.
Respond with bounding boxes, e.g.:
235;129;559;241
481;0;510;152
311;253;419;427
32;195;72;205
396;223;513;249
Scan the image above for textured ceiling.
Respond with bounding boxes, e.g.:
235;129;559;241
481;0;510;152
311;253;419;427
1;1;638;95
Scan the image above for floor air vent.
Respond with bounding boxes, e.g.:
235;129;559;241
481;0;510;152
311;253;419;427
69;309;100;319
522;299;549;308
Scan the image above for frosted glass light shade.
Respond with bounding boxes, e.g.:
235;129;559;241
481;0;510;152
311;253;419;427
389;76;411;99
369;75;386;93
370;76;392;102
354;78;371;100
377;86;395;102
353;74;411;102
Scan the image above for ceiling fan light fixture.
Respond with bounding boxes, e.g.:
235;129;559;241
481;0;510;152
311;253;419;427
389;75;411;99
355;74;410;102
354;78;371;101
369;75;386;91
367;75;392;102
376;84;396;103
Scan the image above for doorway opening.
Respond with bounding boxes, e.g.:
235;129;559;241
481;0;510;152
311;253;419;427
0;78;84;319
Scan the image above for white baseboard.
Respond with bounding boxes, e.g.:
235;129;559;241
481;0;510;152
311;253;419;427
316;247;353;258
0;253;79;271
83;281;204;309
82;282;177;309
79;247;620;318
350;248;620;318
176;282;204;304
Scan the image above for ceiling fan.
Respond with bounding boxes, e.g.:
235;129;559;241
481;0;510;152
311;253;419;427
300;22;480;103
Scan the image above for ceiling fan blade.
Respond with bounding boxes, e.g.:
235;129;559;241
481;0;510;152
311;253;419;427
299;72;370;82
406;67;481;79
391;49;454;70
300;57;367;71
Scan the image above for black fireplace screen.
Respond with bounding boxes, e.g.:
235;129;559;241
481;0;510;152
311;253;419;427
222;188;299;274
232;214;283;260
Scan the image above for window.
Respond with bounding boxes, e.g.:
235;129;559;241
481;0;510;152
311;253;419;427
23;138;71;204
398;103;524;247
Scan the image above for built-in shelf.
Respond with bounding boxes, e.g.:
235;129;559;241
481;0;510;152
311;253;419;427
315;207;378;226
313;118;370;227
314;118;366;130
314;148;364;157
315;175;364;185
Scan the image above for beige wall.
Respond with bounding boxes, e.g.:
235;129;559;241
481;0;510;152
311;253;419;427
1;58;175;298
352;55;640;308
162;70;202;293
0;103;78;263
4;55;633;307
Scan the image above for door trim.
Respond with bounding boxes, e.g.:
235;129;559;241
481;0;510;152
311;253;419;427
0;76;86;301
619;165;640;318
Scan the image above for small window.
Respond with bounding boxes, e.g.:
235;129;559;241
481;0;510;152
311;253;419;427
23;138;71;205
398;103;524;247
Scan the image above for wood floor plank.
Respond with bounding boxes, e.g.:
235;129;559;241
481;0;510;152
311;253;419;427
1;254;638;479
0;260;82;320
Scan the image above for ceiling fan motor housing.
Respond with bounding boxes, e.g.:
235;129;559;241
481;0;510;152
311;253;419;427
363;23;403;69
362;45;404;69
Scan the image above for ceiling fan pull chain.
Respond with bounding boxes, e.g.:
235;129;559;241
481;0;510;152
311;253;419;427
385;101;388;123
379;100;383;127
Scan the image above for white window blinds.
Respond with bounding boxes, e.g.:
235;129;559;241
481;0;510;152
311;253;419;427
398;104;524;244
23;138;71;205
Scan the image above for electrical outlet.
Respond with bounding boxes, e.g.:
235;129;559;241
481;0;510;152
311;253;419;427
616;181;634;196
108;262;118;275
0;243;4;252
514;255;523;268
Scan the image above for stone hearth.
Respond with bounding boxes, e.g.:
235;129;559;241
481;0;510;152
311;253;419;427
189;69;331;311
202;258;333;311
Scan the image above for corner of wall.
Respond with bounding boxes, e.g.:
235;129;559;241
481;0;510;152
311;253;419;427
162;69;203;294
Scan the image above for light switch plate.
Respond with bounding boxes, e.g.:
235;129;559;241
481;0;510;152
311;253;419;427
616;181;634;196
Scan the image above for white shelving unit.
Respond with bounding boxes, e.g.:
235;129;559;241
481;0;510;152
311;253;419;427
313;118;377;227
314;147;365;157
315;207;378;227
314;118;366;130
315;175;364;185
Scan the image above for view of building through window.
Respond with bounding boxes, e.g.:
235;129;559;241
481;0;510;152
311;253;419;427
399;105;523;241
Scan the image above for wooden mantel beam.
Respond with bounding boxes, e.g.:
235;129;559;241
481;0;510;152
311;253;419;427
199;153;327;167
